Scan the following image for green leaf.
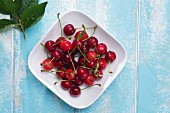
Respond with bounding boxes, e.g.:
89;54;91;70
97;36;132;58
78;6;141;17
20;0;39;13
20;2;47;29
77;30;85;40
0;19;15;31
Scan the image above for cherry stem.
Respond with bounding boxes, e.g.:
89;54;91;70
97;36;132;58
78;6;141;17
78;47;90;63
41;70;56;76
75;25;97;30
80;66;94;71
68;36;72;40
57;13;62;37
40;43;45;47
54;80;75;85
108;61;113;74
69;44;79;55
81;84;101;90
68;51;76;74
83;26;97;42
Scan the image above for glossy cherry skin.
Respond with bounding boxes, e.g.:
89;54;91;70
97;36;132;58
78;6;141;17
84;75;95;86
74;76;83;86
69;86;81;96
78;56;86;66
65;69;75;80
61;81;73;90
55;37;66;47
85;59;97;69
87;51;97;60
64;24;75;36
80;44;89;54
96;43;107;55
66;60;78;70
41;58;54;71
56;68;65;79
87;36;98;48
75;31;88;42
98;58;107;70
62;54;74;64
54;60;64;69
45;40;57;52
60;40;72;52
51;50;62;60
95;70;103;79
72;39;84;50
105;51;116;62
77;67;89;79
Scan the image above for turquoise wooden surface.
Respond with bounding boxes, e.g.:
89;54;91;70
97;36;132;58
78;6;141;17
0;0;169;113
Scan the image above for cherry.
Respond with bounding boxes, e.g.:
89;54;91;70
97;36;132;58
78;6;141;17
41;58;54;71
98;58;107;70
45;40;56;52
65;69;75;80
60;40;72;52
72;39;84;50
55;37;66;47
66;60;78;70
95;70;103;79
64;24;75;36
80;44;89;54
87;36;98;48
61;81;73;90
74;76;83;86
85;59;97;69
78;56;86;66
84;75;95;86
56;68;65;79
54;60;64;69
105;51;116;62
69;86;81;96
75;31;88;42
62;54;74;64
96;43;107;55
77;67;89;79
51;50;62;60
87;51;97;61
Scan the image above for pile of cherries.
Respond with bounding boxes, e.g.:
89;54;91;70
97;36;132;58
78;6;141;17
41;13;116;96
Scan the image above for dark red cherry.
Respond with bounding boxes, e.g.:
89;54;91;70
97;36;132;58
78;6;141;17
54;60;64;69
96;43;107;55
69;86;81;96
66;60;78;70
87;51;97;60
87;36;98;48
105;51;116;62
85;59;97;69
72;39;84;50
78;56;86;66
80;44;89;54
65;69;75;80
98;58;107;70
77;67;89;79
95;70;103;79
64;24;75;36
61;81;73;90
75;31;88;42
74;76;83;86
55;37;66;47
84;75;95;86
41;58;54;71
60;40;72;52
56;68;65;79
62;54;74;64
51;50;62;60
45;40;56;52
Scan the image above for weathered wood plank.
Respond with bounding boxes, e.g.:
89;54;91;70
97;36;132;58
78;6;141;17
138;0;170;112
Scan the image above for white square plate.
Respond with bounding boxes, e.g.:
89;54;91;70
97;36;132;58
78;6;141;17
28;11;127;109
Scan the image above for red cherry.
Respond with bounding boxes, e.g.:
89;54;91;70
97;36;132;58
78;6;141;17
87;36;98;48
60;40;72;52
41;58;54;71
69;86;81;96
84;75;95;86
62;54;74;64
80;44;89;54
105;51;116;62
98;58;107;70
72;39;84;50
55;37;66;47
96;43;107;55
64;24;75;36
85;59;97;69
56;68;65;79
95;70;103;79
61;81;73;90
54;60;64;69
74;76;83;86
66;60;78;70
65;69;75;80
51;50;62;60
75;31;88;42
78;56;86;66
45;40;56;52
87;51;97;60
77;67;89;79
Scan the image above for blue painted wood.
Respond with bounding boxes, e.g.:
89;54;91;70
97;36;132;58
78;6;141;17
138;0;170;113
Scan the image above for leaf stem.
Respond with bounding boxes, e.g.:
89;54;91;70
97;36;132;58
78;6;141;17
19;19;26;40
57;13;62;37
